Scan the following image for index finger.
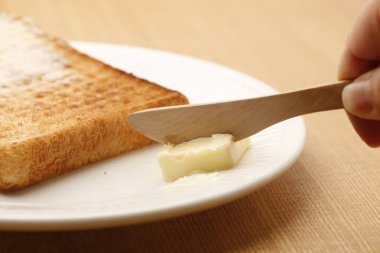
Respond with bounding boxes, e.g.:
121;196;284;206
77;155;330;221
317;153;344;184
339;0;380;80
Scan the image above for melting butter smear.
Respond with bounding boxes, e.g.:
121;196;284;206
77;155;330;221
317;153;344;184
157;134;250;181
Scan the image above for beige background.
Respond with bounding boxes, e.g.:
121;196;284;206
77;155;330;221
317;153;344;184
0;0;379;252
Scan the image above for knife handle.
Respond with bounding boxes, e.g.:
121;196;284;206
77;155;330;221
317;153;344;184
275;80;351;118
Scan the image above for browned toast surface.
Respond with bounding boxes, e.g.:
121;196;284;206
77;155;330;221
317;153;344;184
0;13;188;190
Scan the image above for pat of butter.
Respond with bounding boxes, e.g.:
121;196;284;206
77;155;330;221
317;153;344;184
157;134;250;181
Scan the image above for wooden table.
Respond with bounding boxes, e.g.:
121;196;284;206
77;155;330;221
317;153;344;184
1;0;379;252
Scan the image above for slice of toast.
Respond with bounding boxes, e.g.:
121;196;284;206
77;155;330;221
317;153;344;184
0;13;188;190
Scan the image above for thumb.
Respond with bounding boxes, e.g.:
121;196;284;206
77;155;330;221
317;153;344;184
342;67;380;120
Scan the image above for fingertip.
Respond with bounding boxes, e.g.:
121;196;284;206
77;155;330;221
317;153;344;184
338;0;380;80
338;48;379;80
365;141;380;148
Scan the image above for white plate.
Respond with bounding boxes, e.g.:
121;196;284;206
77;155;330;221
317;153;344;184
0;42;305;231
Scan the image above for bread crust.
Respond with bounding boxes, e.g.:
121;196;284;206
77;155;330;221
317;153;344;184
0;13;188;190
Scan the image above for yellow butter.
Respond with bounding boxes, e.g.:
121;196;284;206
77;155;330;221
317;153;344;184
157;134;250;181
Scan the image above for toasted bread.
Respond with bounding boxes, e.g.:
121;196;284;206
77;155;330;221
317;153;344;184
0;13;188;190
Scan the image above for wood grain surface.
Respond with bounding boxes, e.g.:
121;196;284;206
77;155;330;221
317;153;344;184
0;0;379;252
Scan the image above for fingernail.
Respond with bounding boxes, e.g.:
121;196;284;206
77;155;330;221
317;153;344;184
342;81;373;115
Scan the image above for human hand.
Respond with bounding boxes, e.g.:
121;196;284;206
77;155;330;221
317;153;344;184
339;0;380;147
